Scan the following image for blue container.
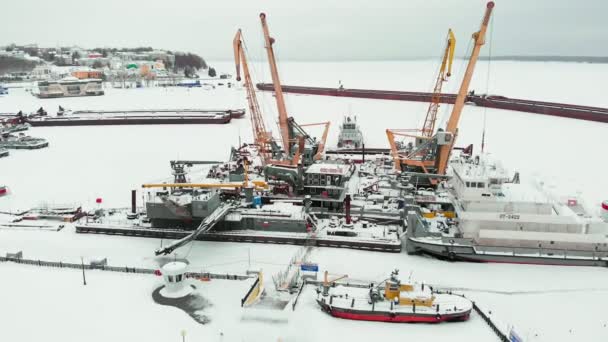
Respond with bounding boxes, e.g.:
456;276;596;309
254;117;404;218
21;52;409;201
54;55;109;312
253;196;262;207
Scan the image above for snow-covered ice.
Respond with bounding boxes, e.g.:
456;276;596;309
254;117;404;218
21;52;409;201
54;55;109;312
1;60;607;341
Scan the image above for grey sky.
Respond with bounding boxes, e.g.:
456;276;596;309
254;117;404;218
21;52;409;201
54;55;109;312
3;0;606;60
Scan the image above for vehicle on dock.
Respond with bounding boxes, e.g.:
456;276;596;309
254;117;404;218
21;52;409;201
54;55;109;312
35;77;104;98
404;153;608;267
316;269;472;323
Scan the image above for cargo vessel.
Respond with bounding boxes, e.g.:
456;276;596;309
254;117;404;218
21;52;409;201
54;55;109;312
316;269;472;323
404;153;608;267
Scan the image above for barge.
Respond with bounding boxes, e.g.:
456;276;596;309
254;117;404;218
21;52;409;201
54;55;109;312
25;113;231;126
256;83;608;124
70;108;246;119
75;201;402;253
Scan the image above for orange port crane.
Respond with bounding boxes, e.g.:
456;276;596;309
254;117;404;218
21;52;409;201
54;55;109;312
386;29;455;173
259;13;330;165
260;12;291;155
387;2;494;184
436;1;494;175
233;29;276;166
233;29;309;167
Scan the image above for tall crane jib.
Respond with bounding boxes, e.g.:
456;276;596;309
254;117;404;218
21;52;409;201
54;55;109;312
234;16;330;168
386;1;494;186
435;1;495;176
384;29;455;175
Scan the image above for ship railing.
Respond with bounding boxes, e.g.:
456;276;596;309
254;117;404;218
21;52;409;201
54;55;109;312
475;245;607;260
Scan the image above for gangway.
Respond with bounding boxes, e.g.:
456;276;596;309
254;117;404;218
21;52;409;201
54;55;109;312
155;201;238;255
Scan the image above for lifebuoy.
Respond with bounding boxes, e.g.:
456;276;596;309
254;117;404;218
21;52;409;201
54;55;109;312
448;252;456;260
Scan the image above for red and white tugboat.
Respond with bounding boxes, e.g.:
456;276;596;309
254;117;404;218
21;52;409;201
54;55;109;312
316;269;472;323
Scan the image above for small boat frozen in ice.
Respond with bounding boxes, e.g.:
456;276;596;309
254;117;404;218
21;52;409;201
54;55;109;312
316;269;472;323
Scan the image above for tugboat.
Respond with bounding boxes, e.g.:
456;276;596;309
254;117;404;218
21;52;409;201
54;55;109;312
336;115;363;149
316;269;472;323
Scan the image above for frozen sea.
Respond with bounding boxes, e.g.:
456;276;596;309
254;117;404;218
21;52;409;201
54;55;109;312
1;60;607;341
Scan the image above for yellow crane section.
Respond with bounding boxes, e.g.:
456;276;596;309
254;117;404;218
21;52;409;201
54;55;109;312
323;270;348;287
436;1;495;175
299;121;331;161
385;28;455;172
421;29;456;138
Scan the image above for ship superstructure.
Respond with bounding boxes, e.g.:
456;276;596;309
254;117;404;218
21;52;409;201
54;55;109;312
337;116;364;150
405;153;608;266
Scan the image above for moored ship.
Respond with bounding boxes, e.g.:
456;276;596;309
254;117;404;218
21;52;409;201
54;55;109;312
405;153;608;267
316;269;472;323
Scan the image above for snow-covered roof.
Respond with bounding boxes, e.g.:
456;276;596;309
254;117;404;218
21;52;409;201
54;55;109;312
305;163;349;176
162;261;187;275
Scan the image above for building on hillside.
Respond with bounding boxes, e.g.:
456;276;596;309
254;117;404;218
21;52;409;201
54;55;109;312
31;64;54;80
37;77;104;98
71;67;103;80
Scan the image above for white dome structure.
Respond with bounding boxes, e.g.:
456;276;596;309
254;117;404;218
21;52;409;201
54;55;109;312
159;261;193;298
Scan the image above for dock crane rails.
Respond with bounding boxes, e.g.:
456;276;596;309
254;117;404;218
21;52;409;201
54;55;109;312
387;2;495;187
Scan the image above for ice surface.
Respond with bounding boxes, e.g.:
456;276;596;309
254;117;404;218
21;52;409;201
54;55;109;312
0;60;606;341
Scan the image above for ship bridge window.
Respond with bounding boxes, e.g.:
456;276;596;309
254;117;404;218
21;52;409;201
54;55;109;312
477;182;485;188
465;182;471;188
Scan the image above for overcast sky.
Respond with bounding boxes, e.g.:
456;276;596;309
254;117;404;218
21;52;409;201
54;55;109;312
3;0;606;60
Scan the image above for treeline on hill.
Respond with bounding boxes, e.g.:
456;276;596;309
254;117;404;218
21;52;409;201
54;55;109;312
174;53;208;77
0;56;38;74
90;46;155;57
